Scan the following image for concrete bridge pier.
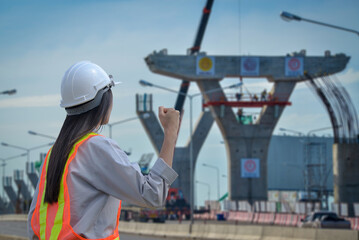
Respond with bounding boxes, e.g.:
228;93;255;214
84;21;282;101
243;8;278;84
197;80;296;203
136;94;214;204
3;176;17;210
333;143;359;217
143;50;351;207
26;162;39;189
13;170;31;203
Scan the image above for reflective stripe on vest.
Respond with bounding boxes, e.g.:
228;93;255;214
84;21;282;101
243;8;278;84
31;132;122;240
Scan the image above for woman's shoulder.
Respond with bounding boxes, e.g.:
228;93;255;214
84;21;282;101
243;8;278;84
80;133;129;165
84;133;124;154
87;133;111;143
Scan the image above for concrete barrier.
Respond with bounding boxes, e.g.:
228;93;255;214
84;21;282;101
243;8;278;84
223;224;239;240
292;227;316;240
118;221;359;240
139;222;156;236
262;226;301;240
206;224;228;239
0;214;27;222
0;216;357;240
118;221;136;234
0;235;27;240
315;228;358;240
234;224;262;240
191;224;210;239
164;223;190;238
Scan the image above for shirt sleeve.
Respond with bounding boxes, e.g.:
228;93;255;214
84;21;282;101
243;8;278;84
75;135;178;208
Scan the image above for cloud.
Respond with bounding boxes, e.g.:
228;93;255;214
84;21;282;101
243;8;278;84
337;68;359;85
0;94;60;108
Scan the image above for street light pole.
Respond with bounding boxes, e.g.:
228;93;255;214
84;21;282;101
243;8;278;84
28;130;56;140
279;127;304;136
280;11;359;37
202;163;220;200
107;113;150;139
1;142;54;195
307;126;337;137
108;117;139;139
0;89;17;95
1;142;54;163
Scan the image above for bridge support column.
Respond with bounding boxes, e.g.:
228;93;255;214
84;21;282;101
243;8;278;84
226;136;271;203
197;80;296;204
135;94;214;205
333;143;359;217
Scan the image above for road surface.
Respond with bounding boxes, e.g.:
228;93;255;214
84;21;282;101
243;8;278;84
0;221;171;240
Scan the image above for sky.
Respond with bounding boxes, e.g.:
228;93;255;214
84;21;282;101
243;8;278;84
0;0;358;207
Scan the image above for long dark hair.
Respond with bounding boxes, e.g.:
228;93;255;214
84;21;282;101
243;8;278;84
44;89;113;204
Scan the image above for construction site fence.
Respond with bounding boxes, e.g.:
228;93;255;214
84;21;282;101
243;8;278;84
220;200;359;216
193;210;359;231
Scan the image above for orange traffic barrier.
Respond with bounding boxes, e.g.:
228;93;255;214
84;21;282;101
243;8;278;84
347;217;359;230
253;212;260;224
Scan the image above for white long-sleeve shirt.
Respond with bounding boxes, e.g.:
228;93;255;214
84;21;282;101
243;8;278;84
27;135;178;239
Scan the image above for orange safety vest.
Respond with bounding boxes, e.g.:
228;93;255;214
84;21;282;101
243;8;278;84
31;132;121;240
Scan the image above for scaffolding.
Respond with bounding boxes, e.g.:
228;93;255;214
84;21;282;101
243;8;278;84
303;140;329;208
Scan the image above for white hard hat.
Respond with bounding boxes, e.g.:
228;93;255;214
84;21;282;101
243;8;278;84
60;61;120;115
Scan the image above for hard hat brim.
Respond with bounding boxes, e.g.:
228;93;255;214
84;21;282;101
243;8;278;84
65;87;110;116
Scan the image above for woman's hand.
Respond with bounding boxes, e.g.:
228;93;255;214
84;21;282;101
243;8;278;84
158;106;180;167
158;106;180;136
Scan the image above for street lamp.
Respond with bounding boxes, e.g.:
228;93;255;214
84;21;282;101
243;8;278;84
279;127;304;136
140;79;242;224
307;126;336;137
280;11;359;37
279;126;338;137
0;89;17;95
1;142;54;164
0;153;27;200
196;180;211;205
28;130;56;140
1;141;54;194
202;163;220;200
107;113;150;139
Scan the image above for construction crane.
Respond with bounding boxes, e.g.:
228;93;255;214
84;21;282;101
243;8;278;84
174;0;214;116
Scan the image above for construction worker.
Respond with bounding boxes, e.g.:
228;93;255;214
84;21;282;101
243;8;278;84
235;92;242;101
27;61;179;239
267;92;273;101
261;89;267;101
236;108;243;124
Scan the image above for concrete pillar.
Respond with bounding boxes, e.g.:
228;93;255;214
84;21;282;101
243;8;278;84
136;94;214;205
26;162;39;189
0;196;5;213
14;170;31;201
3;176;17;210
197;80;296;204
333;143;359;217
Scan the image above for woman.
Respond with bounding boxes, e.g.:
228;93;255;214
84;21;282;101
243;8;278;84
27;61;179;239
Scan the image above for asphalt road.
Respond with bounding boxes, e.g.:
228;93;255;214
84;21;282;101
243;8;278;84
0;221;172;240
